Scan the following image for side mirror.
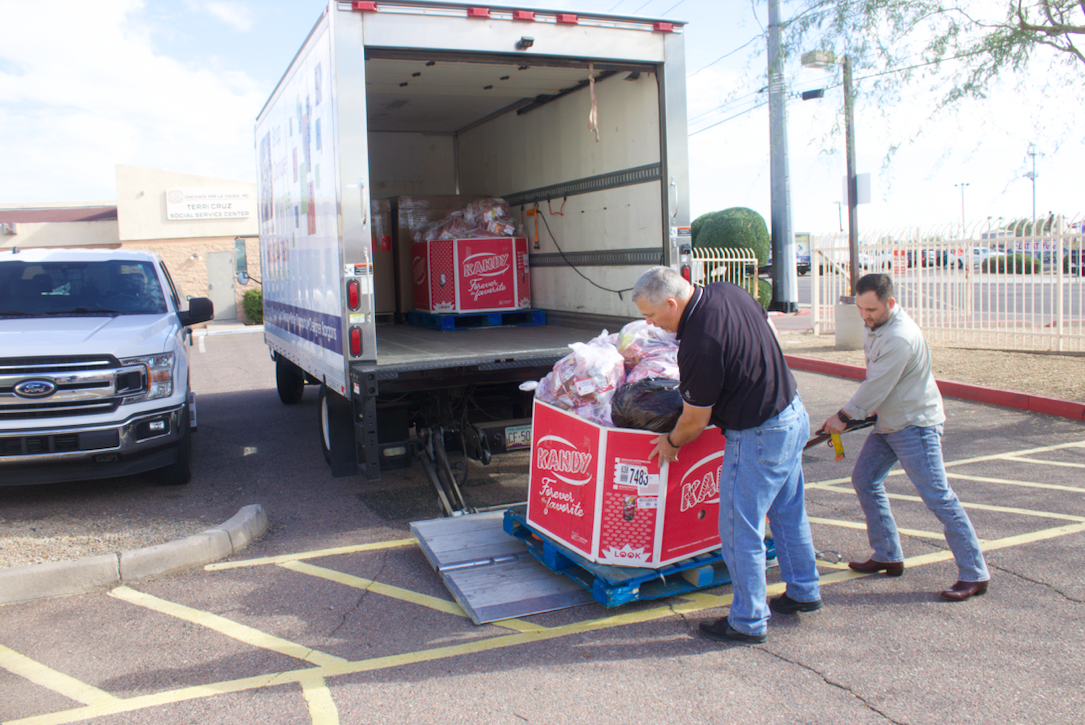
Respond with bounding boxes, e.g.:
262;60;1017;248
178;297;214;326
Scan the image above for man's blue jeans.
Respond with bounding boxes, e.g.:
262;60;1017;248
718;396;820;636
851;424;989;583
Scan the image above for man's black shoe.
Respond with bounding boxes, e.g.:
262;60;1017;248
698;618;768;644
769;593;824;615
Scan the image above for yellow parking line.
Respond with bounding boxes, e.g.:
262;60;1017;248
807;516;948;540
15;519;1085;725
278;560;545;633
298;673;339;725
1001;456;1085;469
947;472;1085;493
808;484;1085;522
205;538;417;571
108;586;347;668
0;644;118;707
943;440;1085;468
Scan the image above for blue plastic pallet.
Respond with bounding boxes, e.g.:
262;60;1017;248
408;308;546;331
503;506;776;609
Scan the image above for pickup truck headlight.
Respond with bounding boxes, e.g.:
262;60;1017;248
120;352;174;403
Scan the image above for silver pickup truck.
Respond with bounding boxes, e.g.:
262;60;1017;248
0;247;213;486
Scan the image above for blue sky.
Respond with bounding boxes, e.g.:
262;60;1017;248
1;0;1081;235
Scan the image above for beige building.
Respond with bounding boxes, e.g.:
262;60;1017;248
0;164;262;322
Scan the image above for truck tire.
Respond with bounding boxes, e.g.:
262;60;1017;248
319;385;357;477
157;405;193;486
276;357;305;404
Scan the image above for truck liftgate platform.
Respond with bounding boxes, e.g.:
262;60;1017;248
411;506;776;625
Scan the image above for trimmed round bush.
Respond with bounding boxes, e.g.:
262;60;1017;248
691;207;771;267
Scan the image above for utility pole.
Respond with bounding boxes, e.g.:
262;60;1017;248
766;0;797;312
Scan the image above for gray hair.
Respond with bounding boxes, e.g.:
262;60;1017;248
632;266;692;306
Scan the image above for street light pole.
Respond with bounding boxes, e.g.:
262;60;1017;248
1026;143;1037;233
842;55;858;296
955;182;969;236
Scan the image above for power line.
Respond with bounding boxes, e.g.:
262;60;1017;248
689;99;768;136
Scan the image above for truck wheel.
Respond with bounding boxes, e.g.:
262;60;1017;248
276;357;305;404
319;385;357;477
158;406;193;486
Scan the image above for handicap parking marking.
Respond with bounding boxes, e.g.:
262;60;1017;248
6;438;1085;725
204;537;417;571
108;585;348;668
277;560;544;633
0;644;119;709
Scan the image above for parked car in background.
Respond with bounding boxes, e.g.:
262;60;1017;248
0;247;214;486
972;246;1002;267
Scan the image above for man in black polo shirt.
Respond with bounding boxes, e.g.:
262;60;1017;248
632;266;822;644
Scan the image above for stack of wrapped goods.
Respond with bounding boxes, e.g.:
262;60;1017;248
525;320;725;569
410;198;531;315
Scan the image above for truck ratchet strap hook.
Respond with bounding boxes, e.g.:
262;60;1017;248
587;62;599;142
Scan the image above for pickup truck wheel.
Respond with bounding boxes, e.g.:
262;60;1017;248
157;406;193;486
276;357;305;404
319;385;357;476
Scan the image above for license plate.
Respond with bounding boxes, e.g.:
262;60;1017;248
505;424;532;450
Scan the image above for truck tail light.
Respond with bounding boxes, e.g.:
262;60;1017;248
350;327;362;357
513;10;534;21
347;279;360;310
351;1;377;11
681;265;692;283
556;13;578;25
467;7;490;18
654;22;674;32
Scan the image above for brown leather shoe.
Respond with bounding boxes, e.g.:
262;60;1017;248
848;558;904;577
940;580;989;602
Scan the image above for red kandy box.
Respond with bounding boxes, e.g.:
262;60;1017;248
411;236;530;313
527;399;724;568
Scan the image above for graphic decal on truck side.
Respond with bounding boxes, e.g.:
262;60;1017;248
263;299;343;354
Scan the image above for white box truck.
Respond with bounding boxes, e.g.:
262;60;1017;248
254;0;690;512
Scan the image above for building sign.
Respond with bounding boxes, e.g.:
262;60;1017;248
166;189;251;221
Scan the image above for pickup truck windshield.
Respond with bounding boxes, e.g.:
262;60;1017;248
0;260;169;316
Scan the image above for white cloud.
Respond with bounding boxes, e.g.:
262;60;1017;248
200;1;254;32
0;0;264;202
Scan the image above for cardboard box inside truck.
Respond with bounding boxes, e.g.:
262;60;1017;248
393;195;486;315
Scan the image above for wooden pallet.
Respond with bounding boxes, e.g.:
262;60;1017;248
408;308;546;331
503;506;777;608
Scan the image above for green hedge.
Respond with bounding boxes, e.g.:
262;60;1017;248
691;207;770;267
242;289;263;324
981;253;1042;274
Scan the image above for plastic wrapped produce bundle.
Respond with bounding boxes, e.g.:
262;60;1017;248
532;333;625;425
610;378;684;432
626;355;680;384
616;319;677;367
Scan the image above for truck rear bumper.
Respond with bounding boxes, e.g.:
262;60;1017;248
0;404;186;486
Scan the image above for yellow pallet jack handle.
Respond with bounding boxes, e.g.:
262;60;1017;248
831;433;845;462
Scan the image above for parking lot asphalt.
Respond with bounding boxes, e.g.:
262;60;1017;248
2;323;1084;724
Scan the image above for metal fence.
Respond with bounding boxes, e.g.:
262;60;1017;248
690;246;759;298
810;216;1085;353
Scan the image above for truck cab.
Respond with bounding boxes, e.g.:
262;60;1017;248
0;247;214;486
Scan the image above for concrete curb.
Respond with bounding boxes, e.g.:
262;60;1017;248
785;355;1085;421
0;504;268;606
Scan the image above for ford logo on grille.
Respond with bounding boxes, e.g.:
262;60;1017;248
14;379;58;399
